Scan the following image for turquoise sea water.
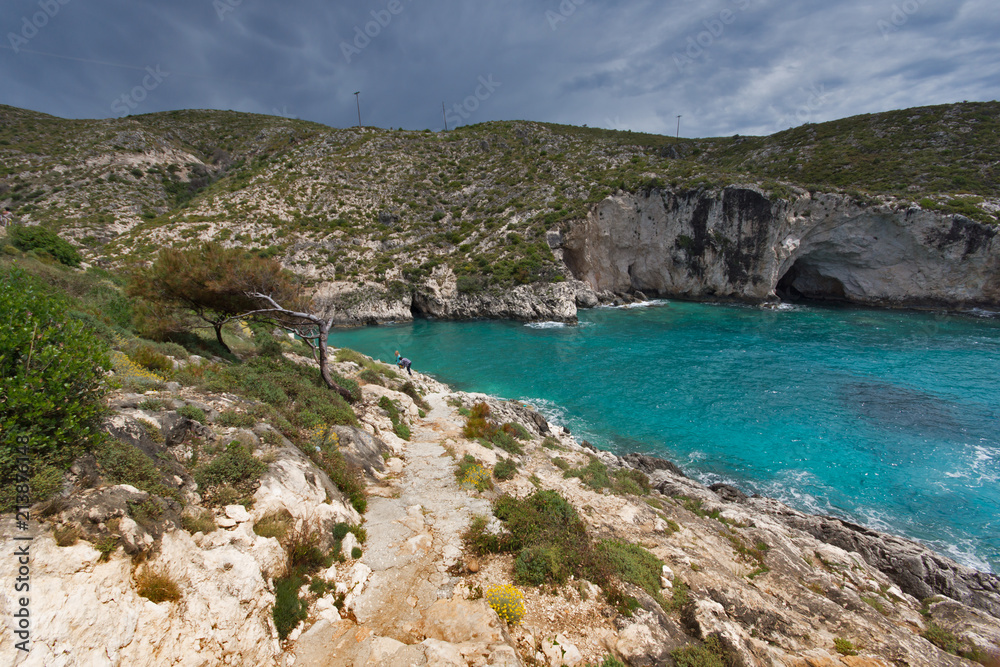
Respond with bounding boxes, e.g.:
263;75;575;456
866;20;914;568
329;302;1000;573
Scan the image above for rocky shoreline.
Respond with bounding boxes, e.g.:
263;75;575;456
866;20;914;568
2;351;999;666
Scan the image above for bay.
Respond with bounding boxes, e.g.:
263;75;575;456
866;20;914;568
329;301;1000;573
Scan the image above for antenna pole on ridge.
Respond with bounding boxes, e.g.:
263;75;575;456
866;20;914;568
354;91;362;128
442;103;448;132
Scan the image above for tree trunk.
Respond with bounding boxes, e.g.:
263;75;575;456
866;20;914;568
213;321;232;354
317;326;354;402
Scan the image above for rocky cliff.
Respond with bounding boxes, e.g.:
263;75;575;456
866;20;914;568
560;188;1000;310
327;187;1000;325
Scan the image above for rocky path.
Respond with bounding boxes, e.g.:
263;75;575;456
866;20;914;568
292;393;520;666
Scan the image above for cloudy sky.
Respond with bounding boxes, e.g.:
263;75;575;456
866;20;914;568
1;0;998;138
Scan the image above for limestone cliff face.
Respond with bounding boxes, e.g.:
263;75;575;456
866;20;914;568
410;266;592;323
326;266;597;325
561;188;1000;309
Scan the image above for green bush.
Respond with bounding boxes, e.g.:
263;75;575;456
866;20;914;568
563;457;650;496
217;410;256;428
671;636;728;667
200;356;357;430
515;544;568;585
462;404;523;454
378;396;410;441
194;442;267;501
494;458;518;481
1;268;110;501
273;575;308;639
130;345;173;373
462;515;503;554
311;449;367;514
502;422;531;440
358;368;383;385
181;510;217;535
400;382;431;411
332;522;367;543
178;404;211;426
920;621;985;658
598;539;666;608
96;439;174;498
8;226;81;267
178;405;207;423
833;638;858;656
284;522;326;571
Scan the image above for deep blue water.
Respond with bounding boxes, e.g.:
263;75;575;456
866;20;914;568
329;301;1000;573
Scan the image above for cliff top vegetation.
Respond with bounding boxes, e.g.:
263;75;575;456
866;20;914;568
1;100;997;295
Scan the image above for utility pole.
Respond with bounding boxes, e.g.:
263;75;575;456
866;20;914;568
442;103;448;132
354;91;362;128
676;115;682;139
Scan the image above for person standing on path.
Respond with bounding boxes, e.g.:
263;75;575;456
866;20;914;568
0;208;12;228
395;350;413;376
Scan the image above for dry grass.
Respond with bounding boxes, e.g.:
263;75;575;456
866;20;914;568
135;566;182;603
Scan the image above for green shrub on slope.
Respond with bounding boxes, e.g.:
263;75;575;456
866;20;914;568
0;267;110;503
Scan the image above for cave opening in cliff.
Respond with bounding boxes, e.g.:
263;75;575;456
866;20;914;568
776;258;848;303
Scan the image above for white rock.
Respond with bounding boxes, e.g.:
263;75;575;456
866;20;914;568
0;529;280;666
217;517;237;529
349;562;373;591
542;635;583;667
487;645;521;666
341;532;359;559
368;636;406;662
386;457;404;474
315;596;342;623
226;505;252;522
253;449;360;531
421;638;466;666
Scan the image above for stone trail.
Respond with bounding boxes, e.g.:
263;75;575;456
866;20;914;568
292;393;520;667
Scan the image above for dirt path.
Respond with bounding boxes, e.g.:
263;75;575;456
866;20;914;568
292;393;518;666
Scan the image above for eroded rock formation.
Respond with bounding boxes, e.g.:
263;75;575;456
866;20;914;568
561;188;1000;309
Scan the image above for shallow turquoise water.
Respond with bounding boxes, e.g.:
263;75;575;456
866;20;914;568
329;302;1000;573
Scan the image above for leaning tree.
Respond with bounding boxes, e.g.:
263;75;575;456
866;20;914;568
237;289;355;402
130;241;358;400
128;242;298;354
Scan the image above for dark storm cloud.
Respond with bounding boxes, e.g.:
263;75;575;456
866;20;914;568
0;0;997;137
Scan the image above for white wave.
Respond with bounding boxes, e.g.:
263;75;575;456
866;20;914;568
525;321;568;330
598;299;671;310
621;299;670;309
941;542;994;573
966;308;1000;319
